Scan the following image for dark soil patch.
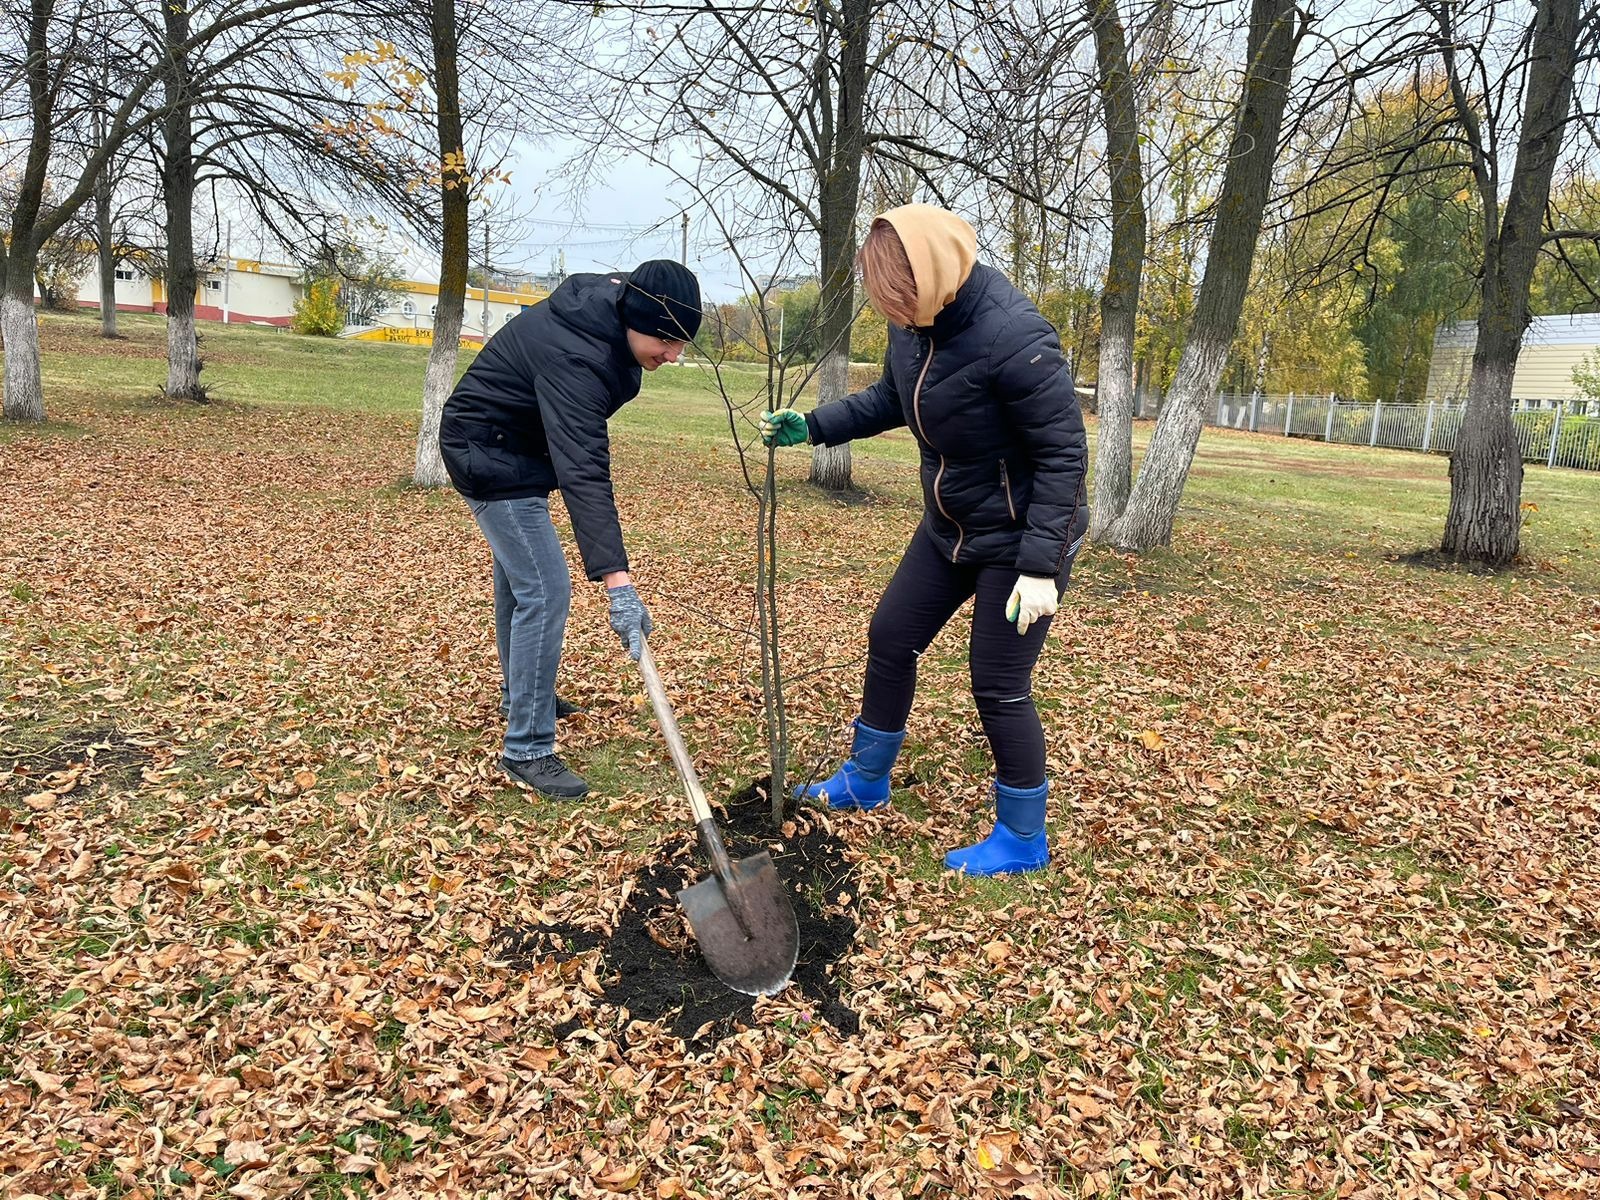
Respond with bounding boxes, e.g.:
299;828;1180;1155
1;725;149;795
495;778;859;1045
1389;548;1514;577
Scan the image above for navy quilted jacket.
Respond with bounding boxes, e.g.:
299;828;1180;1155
807;264;1088;576
440;273;643;580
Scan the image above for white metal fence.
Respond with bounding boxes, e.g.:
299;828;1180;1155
1129;389;1600;472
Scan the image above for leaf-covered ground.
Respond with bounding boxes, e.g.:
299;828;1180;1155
4;316;1600;1199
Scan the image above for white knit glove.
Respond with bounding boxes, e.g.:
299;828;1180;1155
1004;574;1059;635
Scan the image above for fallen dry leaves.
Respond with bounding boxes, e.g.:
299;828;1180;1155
2;365;1599;1199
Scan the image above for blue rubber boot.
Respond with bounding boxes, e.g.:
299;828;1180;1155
797;720;906;811
944;780;1050;876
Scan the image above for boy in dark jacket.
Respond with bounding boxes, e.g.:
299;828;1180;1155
762;206;1087;875
441;260;701;798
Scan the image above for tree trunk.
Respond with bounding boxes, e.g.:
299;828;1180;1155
1;0;52;421
96;179;118;339
1102;0;1299;551
92;95;118;339
415;0;467;489
1441;0;1579;565
2;264;46;423
1086;0;1146;540
161;1;203;402
807;0;868;494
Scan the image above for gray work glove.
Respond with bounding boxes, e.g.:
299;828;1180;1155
607;584;653;661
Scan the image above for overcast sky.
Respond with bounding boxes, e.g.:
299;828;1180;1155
500;142;765;303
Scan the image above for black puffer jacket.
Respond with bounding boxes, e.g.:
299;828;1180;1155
807;265;1088;576
440;273;642;580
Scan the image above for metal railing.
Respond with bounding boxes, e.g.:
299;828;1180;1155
1127;389;1600;472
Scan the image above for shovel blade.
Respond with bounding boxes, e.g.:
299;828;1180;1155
678;851;799;997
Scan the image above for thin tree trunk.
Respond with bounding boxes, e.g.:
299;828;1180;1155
1087;0;1146;540
1441;0;1579;565
807;0;867;494
415;0;468;488
2;267;46;423
1102;0;1299;551
96;175;117;339
758;445;790;821
92;91;118;339
161;0;203;402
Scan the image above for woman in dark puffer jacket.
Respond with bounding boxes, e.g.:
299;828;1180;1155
762;204;1088;876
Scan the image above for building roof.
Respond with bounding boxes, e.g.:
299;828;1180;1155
1434;312;1600;349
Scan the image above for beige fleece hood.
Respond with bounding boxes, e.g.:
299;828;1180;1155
879;204;979;327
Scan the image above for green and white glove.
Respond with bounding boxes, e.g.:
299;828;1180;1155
1004;574;1059;636
759;410;809;446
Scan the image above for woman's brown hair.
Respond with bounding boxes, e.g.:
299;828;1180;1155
857;219;918;328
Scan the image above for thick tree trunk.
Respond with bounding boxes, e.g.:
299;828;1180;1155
2;267;46;423
415;0;467;488
161;2;203;402
1443;354;1521;560
1441;0;1579;565
1086;0;1146;540
417;304;463;488
1102;0;1299;551
806;0;867;493
2;0;52;420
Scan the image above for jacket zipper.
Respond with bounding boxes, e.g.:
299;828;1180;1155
1000;460;1017;521
910;338;966;562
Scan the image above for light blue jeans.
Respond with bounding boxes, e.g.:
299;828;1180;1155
466;496;571;762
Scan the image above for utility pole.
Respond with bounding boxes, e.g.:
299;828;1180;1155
681;211;689;265
222;219;232;325
481;219;491;338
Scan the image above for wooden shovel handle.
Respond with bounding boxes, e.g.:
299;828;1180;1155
636;640;714;827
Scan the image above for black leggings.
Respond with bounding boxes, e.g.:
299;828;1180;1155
860;526;1077;789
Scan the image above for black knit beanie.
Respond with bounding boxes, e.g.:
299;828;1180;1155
621;260;703;341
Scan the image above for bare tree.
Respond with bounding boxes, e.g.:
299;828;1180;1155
0;0;331;422
1100;0;1306;550
144;4;423;402
160;0;205;400
563;0;1089;493
327;0;557;485
1424;0;1590;564
689;208;850;821
1086;0;1147;538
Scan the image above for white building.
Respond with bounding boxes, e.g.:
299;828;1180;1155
69;257;549;344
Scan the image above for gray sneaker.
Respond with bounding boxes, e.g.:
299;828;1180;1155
501;754;589;799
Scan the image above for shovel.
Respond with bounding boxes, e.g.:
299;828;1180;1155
636;640;799;997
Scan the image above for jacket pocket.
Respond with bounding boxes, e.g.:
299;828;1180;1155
465;432;534;494
1000;460;1017;522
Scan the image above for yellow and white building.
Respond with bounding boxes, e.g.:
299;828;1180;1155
1425;313;1600;408
71;256;549;345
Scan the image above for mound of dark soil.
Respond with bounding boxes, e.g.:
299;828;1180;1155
496;779;860;1044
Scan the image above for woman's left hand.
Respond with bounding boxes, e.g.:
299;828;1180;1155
1005;574;1059;635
